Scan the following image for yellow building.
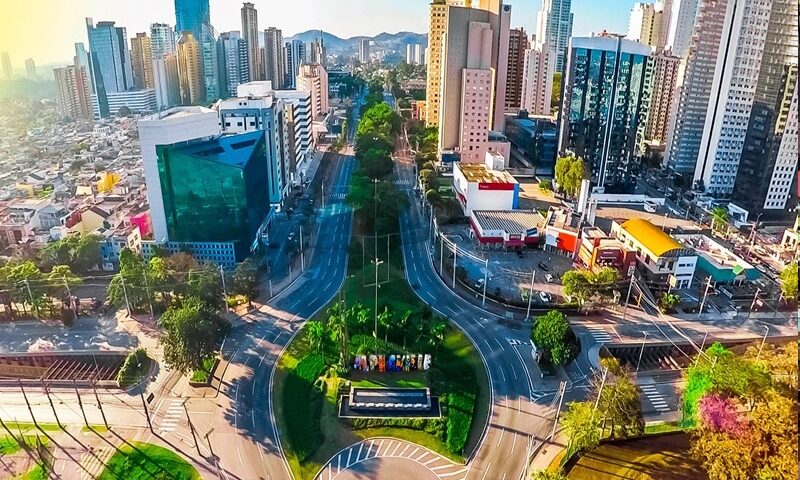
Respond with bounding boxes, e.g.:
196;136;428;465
177;32;204;106
96;171;120;193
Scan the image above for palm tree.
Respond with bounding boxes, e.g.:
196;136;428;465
377;307;392;343
307;321;326;362
429;318;447;355
328;303;350;368
398;310;412;350
352;302;370;334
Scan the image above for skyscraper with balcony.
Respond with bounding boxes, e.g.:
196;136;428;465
284;40;306;89
177;32;204;105
693;0;773;197
504;28;528;111
130;33;155;89
86;18;134;117
241;2;262;81
150;23;177;59
535;0;573;72
200;26;220;102
217;32;250;98
520;41;555;116
54;65;93;122
264;27;285;88
558;34;652;193
425;0;466;126
627;2;664;48
731;0;798;216
643;52;680;144
664;0;700;57
296;64;329;120
174;0;210;45
664;0;728;177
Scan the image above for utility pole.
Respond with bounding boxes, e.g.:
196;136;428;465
63;275;76;323
439;235;444;274
451;242;457;289
481;258;488;306
636;331;648;372
139;382;152;432
592;367;608;415
142;270;154;319
549;381;567;442
373;258;384;345
183;400;201;456
756;325;769;361
73;380;89;428
91;379;108;428
621;273;635;322
218;265;228;305
749;287;761;317
300;226;305;271
526;270;536;320
119;274;132;316
699;277;712;318
41;382;62;429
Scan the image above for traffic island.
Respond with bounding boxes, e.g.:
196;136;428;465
339;386;441;418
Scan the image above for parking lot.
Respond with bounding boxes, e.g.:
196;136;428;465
438;224;572;306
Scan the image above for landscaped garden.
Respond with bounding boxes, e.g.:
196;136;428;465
98;442;201;480
273;78;489;480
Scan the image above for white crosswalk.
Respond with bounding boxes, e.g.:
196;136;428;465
586;326;613;344
317;438;468;480
158;399;183;434
80;447;114;480
640;384;671;413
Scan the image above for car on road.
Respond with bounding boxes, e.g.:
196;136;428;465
538;291;552;303
545;273;554;283
537;262;550;272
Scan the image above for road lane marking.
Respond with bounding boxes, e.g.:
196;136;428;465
480;462;493;480
510;432;517;456
496;427;505;446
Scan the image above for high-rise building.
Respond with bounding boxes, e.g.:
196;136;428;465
731;0;797;216
74;43;89;71
657;0;674;49
437;2;512;160
406;44;415;64
414;44;425;65
310;35;326;66
358;38;371;63
154;129;273;260
177;32;204;105
536;0;573;72
25;58;37;79
241;2;262;81
692;0;773;197
217;32;250;98
643;52;680;144
284;40;306;88
664;0;728;176
520;40;555;116
200;26;220;102
173;0;210;44
425;0;466;126
664;0;700;57
296;63;329;120
94;89;157;118
54;65;93;122
150;23;177;59
130;33;155;89
139;106;221;243
627;2;664;48
558;34;652;193
218;81;291;207
86;19;134;117
274;89;315;186
504;28;529;111
264;27;285;88
153;54;181;109
1;52;11;79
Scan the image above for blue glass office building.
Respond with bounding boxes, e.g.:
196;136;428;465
155;130;273;260
558;35;651;193
174;0;210;41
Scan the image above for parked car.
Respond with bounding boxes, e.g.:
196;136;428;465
538;291;552;303
537;262;550;272
545;273;554;283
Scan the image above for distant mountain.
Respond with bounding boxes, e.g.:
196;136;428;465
285;30;428;53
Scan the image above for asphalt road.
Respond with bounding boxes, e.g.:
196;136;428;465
396;154;568;480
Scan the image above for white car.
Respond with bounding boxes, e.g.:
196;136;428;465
545;273;554;283
538;291;552;303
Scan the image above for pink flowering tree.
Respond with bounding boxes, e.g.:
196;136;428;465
697;393;748;437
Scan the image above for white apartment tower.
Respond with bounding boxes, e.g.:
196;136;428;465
627;2;664;48
296;63;329;120
536;0;573;72
520;40;555;116
693;0;774;196
665;0;700;56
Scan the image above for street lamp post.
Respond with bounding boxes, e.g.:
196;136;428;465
749;287;762;317
373;258;384;342
699;277;712;318
621;273;635;322
481;259;488;306
526;270;537;321
636;331;648;372
756;325;769;361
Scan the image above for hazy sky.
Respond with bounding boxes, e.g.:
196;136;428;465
0;0;635;67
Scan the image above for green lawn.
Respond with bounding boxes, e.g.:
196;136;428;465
16;464;49;480
98;442;201;480
0;435;48;456
565;433;706;480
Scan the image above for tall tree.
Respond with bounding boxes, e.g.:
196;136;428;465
561;400;601;453
159;296;230;372
778;262;797;301
709;207;729;233
531;310;577;366
306;321;326;362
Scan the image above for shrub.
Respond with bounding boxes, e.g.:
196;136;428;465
445;391;474;454
283;354;326;461
117;348;151;388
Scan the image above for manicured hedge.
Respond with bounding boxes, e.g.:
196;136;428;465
445;391;475;454
283;354;326;461
350;416;446;442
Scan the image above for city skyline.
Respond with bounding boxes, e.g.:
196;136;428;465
0;0;636;66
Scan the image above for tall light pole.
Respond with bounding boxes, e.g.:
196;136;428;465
636;331;648;372
756;325;769;361
526;270;537;320
621;272;635;322
373;258;384;342
749;287;762;317
481;258;488;306
699;277;712;318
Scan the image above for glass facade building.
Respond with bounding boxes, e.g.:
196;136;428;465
504;112;558;176
156;130;272;260
558;35;651;193
174;0;210;42
86;19;134;118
